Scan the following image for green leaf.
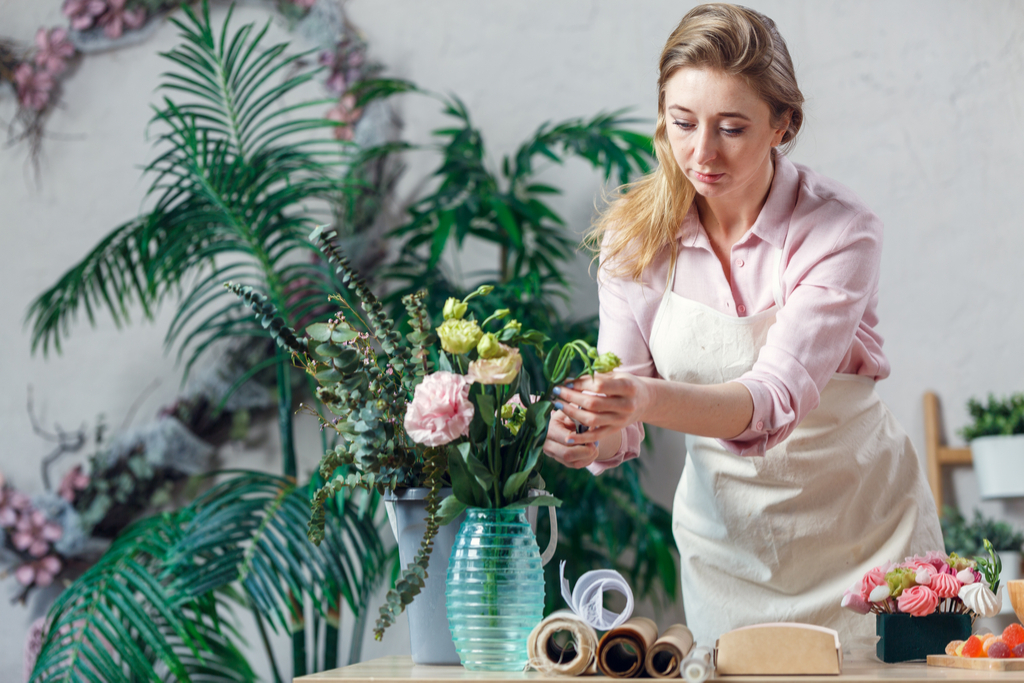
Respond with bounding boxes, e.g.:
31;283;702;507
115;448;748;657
428;211;454;269
465;451;495;491
437;495;469;526
475;392;496;426
449;447;489;508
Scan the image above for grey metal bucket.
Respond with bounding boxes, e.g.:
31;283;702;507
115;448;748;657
384;487;463;665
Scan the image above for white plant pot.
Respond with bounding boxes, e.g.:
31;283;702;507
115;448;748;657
970;434;1024;499
998;551;1022;613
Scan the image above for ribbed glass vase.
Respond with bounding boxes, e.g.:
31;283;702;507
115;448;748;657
445;507;545;671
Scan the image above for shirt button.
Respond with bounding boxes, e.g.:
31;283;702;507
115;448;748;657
737;304;746;314
736;259;745;268
755;420;765;431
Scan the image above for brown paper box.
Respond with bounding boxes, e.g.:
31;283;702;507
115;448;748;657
715;623;842;675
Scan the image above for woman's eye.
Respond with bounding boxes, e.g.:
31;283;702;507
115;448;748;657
721;127;745;136
673;120;695;130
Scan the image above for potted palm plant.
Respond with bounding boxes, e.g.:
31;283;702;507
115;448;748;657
960;393;1024;499
25;3;392;679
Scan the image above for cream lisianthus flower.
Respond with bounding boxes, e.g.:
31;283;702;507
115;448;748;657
437;318;483;355
467;344;522;385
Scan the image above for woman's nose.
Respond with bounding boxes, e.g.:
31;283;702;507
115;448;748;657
694;127;717;165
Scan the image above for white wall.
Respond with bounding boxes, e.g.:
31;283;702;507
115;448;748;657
2;0;1023;677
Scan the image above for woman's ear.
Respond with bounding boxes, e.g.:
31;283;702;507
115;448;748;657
772;109;792;147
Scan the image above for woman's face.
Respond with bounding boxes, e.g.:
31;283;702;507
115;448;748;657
663;68;788;205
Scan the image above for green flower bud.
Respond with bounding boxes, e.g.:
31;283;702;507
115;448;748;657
592;351;622;374
436;318;483;355
477;332;505;359
443;297;468;320
502;318;522;334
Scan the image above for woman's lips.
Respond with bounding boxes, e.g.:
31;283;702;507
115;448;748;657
692;170;724;183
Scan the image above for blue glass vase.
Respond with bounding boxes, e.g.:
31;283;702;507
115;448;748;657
445;507;545;671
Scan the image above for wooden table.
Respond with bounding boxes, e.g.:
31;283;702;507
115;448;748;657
294;655;1024;683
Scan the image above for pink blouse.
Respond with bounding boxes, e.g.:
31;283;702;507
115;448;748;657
591;154;889;472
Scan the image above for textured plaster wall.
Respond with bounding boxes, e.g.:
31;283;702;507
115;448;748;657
1;0;1023;677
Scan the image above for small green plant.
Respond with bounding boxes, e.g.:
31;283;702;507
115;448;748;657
941;505;1024;556
960;393;1024;441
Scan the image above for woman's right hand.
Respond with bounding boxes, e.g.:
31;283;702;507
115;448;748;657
543;408;602;469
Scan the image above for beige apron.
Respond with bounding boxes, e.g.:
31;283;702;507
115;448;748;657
648;249;942;647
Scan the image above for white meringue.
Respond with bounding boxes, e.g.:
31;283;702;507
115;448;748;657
958;582;1001;618
956;568;976;585
869;584;891;603
915;569;932;585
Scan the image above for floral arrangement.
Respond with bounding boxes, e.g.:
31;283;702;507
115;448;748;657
841;541;1003;620
230;226;620;640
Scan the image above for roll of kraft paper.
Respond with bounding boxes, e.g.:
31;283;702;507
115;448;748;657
596;616;659;678
527;609;599;675
643;623;695;678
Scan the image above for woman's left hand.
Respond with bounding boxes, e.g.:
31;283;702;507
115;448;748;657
552;371;650;443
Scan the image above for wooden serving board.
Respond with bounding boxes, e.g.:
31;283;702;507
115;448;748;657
927;654;1024;671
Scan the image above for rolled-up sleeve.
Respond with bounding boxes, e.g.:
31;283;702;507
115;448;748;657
721;206;883;456
585;263;657;475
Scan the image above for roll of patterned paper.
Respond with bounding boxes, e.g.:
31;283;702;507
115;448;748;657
527;609;599;675
596;616;659;678
643;623;695;678
681;646;713;683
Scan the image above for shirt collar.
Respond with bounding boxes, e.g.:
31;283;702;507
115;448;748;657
677;152;798;250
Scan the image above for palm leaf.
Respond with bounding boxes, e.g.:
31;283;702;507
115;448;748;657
25;0;356;373
166;472;388;634
30;471;386;682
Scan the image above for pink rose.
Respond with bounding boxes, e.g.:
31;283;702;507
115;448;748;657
929;572;961;599
897;585;939;617
404;372;473;447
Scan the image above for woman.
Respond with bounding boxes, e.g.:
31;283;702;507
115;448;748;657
543;3;942;646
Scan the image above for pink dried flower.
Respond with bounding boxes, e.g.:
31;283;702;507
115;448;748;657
404;372;473;447
13;63;55;111
58;465;90;503
63;0;108;31
325;93;362;141
0;487;32;528
98;0;146;40
896;584;939;617
14;556;62;587
291;0;317;9
35;28;76;76
13;508;63;557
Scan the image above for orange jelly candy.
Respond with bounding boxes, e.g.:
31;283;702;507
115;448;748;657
1002;623;1024;649
961;635;985;658
981;634;1000;655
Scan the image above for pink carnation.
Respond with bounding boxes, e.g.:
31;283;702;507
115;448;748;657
404;372;473;447
896;584;939;617
929;572;961;599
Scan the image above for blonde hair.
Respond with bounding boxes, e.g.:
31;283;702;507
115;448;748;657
587;3;804;282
